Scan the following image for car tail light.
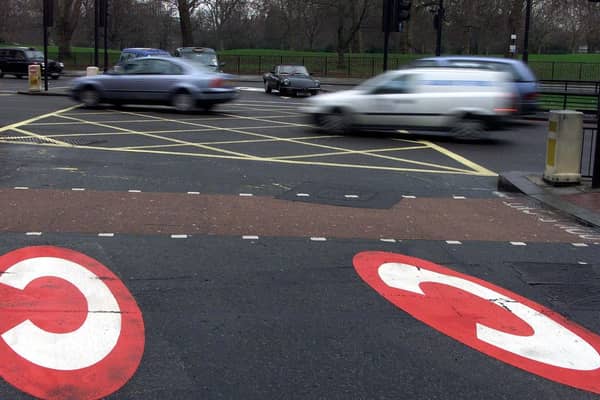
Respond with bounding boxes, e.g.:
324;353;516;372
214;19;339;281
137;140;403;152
524;92;538;101
210;78;224;88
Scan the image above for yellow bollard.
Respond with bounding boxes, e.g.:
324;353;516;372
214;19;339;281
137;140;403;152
28;64;42;92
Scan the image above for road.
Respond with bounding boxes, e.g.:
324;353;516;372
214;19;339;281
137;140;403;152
1;80;600;399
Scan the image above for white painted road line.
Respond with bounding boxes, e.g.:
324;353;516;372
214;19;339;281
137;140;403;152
310;237;327;241
380;238;397;243
128;190;142;193
14;187;29;190
242;235;259;240
453;195;467;200
446;240;462;245
344;194;360;199
296;193;310;197
98;233;115;237
170;234;189;239
25;232;42;236
510;242;527;246
187;191;200;195
239;193;254;197
402;195;416;199
573;243;589;247
578;261;589;265
72;188;86;191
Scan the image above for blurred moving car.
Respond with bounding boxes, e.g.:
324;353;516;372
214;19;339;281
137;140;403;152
0;47;63;79
263;65;320;96
302;68;517;137
409;56;538;114
174;47;224;72
70;56;239;112
117;48;171;65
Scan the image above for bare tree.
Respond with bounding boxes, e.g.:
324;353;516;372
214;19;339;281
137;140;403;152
201;0;246;50
55;0;85;59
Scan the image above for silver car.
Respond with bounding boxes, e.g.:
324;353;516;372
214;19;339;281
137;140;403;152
70;57;239;112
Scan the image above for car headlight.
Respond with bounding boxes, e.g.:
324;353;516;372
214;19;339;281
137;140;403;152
59;62;64;68
315;80;320;87
283;79;290;86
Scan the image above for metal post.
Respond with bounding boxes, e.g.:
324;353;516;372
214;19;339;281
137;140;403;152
94;0;99;67
383;0;392;71
43;2;49;91
103;0;108;72
593;92;600;188
435;0;444;57
523;0;531;63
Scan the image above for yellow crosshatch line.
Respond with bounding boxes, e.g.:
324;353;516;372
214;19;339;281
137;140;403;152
0;102;497;176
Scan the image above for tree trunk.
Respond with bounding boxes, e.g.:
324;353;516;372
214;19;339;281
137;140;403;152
177;0;194;46
55;0;83;61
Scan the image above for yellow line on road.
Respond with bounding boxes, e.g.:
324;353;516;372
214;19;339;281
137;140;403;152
55;113;261;159
422;140;497;176
272;145;430;160
0;139;477;175
11;127;71;146
0;104;80;134
119;109;483;174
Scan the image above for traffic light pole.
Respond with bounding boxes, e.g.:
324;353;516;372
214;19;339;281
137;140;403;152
383;0;392;71
522;0;532;63
435;0;444;57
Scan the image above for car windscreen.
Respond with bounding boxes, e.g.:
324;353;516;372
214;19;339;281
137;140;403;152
279;66;309;76
182;52;218;66
25;51;44;59
355;71;398;90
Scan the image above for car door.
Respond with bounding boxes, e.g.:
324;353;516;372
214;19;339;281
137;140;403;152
135;59;184;103
266;66;278;89
358;73;423;129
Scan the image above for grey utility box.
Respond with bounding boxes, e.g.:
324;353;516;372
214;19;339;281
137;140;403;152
543;110;583;184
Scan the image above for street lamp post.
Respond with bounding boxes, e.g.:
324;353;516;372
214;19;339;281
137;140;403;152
435;0;444;56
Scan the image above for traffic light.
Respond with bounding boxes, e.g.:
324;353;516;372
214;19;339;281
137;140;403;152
395;0;412;22
383;0;412;32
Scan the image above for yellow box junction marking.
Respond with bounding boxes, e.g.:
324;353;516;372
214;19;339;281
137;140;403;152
0;102;496;176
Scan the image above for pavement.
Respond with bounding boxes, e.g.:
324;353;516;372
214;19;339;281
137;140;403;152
14;70;600;232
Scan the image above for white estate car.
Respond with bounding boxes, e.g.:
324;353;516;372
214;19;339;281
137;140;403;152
302;68;517;137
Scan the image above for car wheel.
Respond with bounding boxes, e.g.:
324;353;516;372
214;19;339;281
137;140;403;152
79;87;101;108
172;91;195;113
279;87;287;96
451;117;484;139
51;75;59;80
320;109;352;134
264;81;271;94
310;90;319;96
200;103;214;113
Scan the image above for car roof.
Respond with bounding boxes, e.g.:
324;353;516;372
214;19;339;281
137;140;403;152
418;56;525;65
177;47;216;52
122;48;170;54
0;47;36;51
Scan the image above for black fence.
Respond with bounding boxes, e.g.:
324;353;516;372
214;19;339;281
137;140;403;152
219;55;600;81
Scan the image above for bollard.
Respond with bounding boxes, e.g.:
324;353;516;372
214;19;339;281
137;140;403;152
28;64;42;92
543;110;583;185
86;66;99;76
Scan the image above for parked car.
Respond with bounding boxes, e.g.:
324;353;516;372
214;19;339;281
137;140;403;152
409;56;539;114
70;57;239;112
174;47;224;72
117;48;171;65
0;47;63;79
301;67;517;137
263;65;321;96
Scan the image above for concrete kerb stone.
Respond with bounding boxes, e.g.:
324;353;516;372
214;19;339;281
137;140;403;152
498;171;600;228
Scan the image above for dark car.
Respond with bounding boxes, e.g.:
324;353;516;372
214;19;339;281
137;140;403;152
0;47;64;79
263;65;320;96
70;56;239;112
409;56;539;114
174;47;224;72
117;48;171;65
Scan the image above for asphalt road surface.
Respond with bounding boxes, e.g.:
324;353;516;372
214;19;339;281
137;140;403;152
1;83;600;400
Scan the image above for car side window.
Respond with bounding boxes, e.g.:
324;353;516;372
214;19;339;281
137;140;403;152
375;74;416;94
122;60;146;74
412;60;438;68
144;60;182;75
15;51;25;60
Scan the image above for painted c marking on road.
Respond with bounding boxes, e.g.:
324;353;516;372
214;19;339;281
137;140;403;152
353;251;600;394
0;246;145;400
0;257;121;371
